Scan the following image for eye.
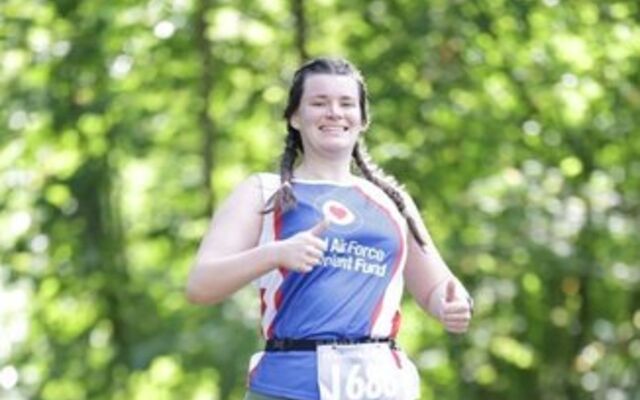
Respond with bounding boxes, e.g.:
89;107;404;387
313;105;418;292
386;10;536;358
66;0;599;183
341;102;356;108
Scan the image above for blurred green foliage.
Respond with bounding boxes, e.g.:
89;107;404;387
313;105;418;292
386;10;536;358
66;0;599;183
1;0;639;399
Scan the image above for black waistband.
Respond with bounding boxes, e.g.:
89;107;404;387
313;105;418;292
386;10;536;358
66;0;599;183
265;337;396;352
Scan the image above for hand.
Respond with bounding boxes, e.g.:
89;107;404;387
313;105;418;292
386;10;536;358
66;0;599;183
440;280;473;334
273;219;329;273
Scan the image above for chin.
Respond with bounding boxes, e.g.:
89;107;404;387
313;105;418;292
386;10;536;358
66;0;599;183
319;142;356;157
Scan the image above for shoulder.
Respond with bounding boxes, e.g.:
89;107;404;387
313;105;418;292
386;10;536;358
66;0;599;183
251;172;281;202
352;176;409;227
219;172;278;214
352;175;409;209
218;174;263;211
352;176;385;196
253;171;280;189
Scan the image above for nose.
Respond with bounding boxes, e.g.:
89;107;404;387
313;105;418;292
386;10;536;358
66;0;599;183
326;101;343;119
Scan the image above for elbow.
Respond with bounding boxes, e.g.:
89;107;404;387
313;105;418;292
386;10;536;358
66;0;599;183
185;287;206;305
185;278;224;305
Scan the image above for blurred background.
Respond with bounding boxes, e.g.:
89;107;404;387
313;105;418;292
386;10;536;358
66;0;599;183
1;0;639;399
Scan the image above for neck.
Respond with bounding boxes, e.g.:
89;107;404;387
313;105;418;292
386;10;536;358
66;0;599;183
295;155;353;183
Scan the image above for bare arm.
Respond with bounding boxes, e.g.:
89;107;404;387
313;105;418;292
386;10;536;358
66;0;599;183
186;175;329;305
402;195;472;332
186;175;273;304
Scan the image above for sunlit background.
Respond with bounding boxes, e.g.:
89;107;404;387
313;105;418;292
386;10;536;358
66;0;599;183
1;0;639;399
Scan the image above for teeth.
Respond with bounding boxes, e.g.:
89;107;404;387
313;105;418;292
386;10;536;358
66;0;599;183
321;126;347;132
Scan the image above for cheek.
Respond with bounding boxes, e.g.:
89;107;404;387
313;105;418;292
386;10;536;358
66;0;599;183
349;112;364;126
293;109;314;127
298;109;319;124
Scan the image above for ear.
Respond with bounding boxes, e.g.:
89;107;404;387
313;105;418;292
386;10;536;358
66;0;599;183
290;113;301;130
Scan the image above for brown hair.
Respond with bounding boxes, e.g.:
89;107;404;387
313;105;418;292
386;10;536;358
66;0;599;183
264;57;427;247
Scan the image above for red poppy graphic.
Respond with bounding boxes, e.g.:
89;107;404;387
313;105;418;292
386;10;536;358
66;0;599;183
322;200;355;225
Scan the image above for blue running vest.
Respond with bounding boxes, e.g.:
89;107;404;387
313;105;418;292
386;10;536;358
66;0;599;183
248;173;408;399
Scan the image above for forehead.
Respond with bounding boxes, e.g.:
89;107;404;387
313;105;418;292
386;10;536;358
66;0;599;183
302;74;359;98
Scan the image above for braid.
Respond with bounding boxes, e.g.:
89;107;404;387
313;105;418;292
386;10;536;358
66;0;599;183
352;141;427;248
263;128;301;214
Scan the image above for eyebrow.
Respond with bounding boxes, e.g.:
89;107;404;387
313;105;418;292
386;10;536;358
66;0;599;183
307;95;357;100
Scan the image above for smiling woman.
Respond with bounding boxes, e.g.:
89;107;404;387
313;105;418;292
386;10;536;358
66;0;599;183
186;57;473;400
289;74;363;159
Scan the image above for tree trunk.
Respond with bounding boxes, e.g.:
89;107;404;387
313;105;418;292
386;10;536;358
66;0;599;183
194;0;216;216
291;0;308;62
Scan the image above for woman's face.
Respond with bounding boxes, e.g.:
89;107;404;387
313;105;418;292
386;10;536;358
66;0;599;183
290;74;364;159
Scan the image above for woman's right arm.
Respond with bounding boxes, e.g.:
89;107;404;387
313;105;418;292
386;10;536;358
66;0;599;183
186;175;328;305
185;175;273;304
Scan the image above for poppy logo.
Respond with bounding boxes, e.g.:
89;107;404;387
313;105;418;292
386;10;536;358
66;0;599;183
322;200;355;226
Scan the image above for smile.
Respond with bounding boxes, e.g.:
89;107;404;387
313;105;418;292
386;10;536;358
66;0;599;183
320;126;348;133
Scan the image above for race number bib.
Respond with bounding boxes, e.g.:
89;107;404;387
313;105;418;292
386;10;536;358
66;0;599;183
317;343;420;400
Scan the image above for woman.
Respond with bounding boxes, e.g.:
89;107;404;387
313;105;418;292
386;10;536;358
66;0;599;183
186;57;473;400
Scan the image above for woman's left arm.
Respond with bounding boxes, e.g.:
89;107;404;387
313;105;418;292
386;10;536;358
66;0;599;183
403;195;473;334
